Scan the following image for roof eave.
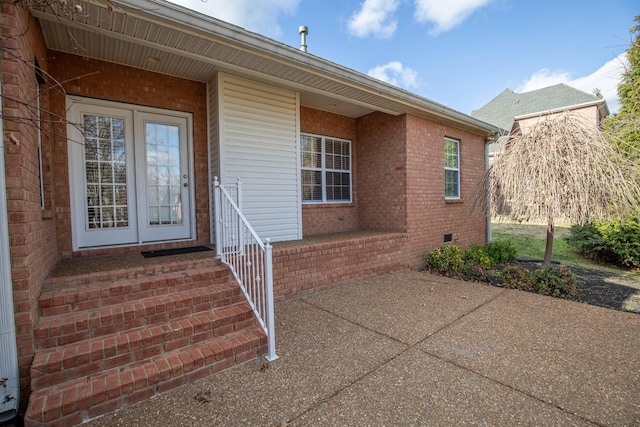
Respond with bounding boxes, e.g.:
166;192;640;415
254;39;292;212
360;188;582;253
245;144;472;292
110;0;498;136
513;99;609;121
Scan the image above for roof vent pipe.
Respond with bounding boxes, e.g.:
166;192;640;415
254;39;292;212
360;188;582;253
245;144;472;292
299;25;308;52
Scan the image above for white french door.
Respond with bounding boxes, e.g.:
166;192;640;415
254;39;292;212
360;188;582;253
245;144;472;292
136;112;191;243
68;98;194;250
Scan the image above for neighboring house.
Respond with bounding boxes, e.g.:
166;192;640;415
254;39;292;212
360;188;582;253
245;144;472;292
471;84;609;158
0;0;498;424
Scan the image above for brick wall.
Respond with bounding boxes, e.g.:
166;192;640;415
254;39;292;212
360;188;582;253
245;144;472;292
355;112;407;232
1;2;56;405
272;232;408;301
47;51;209;258
300;107;359;235
403;114;488;267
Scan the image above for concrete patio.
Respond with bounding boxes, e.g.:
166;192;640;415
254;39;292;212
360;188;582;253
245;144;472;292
85;269;640;426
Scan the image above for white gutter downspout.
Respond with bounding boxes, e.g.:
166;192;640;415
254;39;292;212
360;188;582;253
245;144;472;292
0;74;20;421
485;133;499;243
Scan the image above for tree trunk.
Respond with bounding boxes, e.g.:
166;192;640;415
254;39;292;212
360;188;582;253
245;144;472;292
543;221;555;266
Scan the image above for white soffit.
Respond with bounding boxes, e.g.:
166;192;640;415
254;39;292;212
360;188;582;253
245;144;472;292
29;0;497;133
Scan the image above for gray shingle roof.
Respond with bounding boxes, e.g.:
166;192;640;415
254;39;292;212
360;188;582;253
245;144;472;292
471;83;603;131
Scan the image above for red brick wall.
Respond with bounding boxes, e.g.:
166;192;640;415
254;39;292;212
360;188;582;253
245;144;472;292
355;112;407;232
300;107;359;235
1;2;56;403
47;51;209;258
272;233;408;300
403;114;488;267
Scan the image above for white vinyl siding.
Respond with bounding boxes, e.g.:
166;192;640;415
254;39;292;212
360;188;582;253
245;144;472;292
218;73;301;242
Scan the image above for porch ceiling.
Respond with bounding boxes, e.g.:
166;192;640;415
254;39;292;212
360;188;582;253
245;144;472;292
29;0;498;135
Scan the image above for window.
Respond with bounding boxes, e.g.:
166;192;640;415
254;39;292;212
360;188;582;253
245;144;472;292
301;133;351;203
444;137;460;199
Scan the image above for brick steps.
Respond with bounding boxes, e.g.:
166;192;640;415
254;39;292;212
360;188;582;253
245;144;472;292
41;258;225;291
26;326;266;427
34;283;245;349
39;263;233;317
25;259;267;426
30;303;256;388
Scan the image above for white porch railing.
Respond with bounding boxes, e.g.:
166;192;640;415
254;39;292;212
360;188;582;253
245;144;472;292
213;177;278;361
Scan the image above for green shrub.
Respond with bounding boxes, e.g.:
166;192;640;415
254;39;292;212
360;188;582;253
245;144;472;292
426;244;463;276
463;240;517;269
597;219;640;268
567;220;640;268
566;223;613;264
501;266;532;291
463;244;493;269
531;266;577;299
484;240;517;265
460;263;489;282
501;265;577;300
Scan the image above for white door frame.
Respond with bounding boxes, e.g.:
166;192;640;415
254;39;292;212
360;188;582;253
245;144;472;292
67;96;196;250
0;77;20;421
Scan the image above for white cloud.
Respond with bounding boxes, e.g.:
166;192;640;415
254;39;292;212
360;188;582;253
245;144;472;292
347;0;399;39
413;0;492;35
517;54;628;113
368;61;419;89
167;0;299;37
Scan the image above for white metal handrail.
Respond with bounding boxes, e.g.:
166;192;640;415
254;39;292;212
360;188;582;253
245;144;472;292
213;177;277;361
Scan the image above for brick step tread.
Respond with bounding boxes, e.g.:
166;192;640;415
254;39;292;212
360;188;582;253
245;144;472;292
31;303;257;387
25;325;267;426
40;265;235;316
35;286;248;349
43;257;223;291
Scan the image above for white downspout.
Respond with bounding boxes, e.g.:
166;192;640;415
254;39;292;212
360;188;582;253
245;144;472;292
0;73;20;421
485;135;495;243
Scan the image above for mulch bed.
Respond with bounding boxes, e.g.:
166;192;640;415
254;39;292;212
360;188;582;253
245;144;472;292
490;261;640;314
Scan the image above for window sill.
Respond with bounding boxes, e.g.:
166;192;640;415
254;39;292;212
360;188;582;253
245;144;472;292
445;198;463;204
303;202;355;208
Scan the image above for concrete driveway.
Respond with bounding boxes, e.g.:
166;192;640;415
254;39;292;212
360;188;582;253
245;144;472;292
87;269;640;426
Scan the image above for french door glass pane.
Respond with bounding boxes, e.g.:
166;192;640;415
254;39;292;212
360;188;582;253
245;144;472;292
83;114;128;229
146;122;182;225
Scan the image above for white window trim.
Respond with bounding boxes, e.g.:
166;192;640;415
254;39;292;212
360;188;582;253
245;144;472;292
445;136;460;200
301;132;352;204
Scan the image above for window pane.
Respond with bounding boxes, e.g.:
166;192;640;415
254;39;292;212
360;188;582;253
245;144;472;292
301;135;322;168
445;170;459;198
302;170;322;201
325;138;349;171
83;114;128;229
445;138;459;168
146;122;182;225
301;134;351;203
326;171;351;201
445;137;460;198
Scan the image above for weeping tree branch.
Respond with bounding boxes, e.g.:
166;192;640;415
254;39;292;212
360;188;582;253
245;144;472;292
476;113;640;266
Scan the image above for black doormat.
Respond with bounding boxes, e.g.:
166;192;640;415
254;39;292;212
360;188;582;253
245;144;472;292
141;246;213;258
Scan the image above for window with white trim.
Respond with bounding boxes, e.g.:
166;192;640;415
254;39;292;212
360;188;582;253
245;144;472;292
444;137;460;199
301;133;352;203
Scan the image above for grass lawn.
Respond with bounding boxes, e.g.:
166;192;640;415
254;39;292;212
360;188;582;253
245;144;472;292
491;221;640;281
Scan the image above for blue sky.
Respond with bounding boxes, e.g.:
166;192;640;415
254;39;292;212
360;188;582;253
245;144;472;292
169;0;636;115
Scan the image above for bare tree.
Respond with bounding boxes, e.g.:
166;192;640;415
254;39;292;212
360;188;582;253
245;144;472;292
478;112;640;266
